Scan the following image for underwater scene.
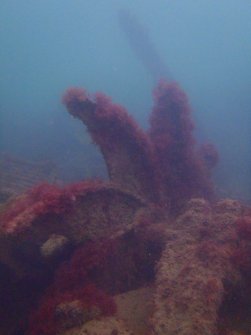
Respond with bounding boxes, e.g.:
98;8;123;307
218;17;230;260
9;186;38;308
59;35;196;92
0;1;251;334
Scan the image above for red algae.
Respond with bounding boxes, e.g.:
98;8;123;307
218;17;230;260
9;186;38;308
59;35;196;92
62;87;88;107
236;216;251;240
232;216;251;277
27;284;116;335
149;81;215;212
63;86;159;202
0;180;104;234
26;228;164;335
63;80;217;212
3;80;251;335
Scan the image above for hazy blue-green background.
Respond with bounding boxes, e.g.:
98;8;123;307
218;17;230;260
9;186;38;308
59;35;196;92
1;0;251;199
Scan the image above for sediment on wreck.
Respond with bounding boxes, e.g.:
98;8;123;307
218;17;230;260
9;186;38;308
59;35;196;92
151;199;245;335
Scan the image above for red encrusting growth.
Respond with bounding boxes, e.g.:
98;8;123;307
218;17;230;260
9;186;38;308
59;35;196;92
0;180;104;234
236;216;251;240
63;82;217;213
26;220;165;335
0;80;222;335
62;87;159;202
53;224;164;295
26;239;121;335
27;283;116;335
149;81;214;212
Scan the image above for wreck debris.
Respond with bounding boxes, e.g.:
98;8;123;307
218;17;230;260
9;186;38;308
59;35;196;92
0;81;251;335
